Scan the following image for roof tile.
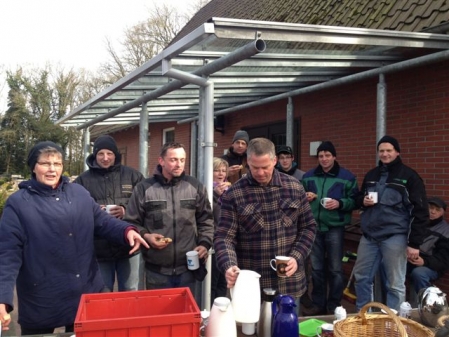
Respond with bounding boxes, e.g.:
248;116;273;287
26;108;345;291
172;0;449;44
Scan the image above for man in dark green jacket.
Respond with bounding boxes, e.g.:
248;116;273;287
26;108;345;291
302;141;358;315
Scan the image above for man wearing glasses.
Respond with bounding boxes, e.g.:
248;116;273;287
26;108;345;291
275;145;305;181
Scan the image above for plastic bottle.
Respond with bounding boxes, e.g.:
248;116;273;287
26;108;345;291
272;295;298;337
206;297;237;337
334;306;347;321
199;309;210;337
257;288;277;337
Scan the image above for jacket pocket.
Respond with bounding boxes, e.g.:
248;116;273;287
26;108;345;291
237;203;264;233
180;199;197;226
381;184;405;208
279;198;301;227
144;200;167;229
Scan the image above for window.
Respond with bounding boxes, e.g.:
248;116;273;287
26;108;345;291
163;128;175;144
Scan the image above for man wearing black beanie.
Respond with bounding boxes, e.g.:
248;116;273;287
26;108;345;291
302;141;358;315
352;135;429;312
74;135;145;292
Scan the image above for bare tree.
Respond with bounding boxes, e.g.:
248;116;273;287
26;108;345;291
101;2;186;82
99;0;212;83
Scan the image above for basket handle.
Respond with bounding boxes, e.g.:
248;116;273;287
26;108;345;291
360;302;407;337
437;314;449;327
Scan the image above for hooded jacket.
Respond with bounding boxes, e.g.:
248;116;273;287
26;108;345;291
356;156;429;248
0;177;132;329
302;161;358;231
275;161;305;181
124;165;214;275
74;153;144;261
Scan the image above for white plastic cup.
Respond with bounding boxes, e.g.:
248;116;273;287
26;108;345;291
186;250;200;270
241;323;256;335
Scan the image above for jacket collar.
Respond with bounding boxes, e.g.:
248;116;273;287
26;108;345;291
275;161;299;175
246;168;282;186
378;156;402;172
226;146;247;159
154;164;185;185
86;153;121;173
20;176;69;196
314;160;340;177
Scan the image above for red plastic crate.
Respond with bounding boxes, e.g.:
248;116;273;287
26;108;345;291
74;287;200;337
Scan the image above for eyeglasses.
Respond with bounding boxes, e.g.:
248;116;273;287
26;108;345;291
37;162;63;169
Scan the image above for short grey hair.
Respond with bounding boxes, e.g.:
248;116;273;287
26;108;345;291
247;138;276;160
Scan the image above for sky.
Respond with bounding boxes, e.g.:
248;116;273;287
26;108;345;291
0;0;191;113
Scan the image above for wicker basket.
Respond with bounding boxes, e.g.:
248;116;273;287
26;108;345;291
334;302;434;337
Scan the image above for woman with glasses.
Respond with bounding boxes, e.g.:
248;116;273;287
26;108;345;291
0;141;148;335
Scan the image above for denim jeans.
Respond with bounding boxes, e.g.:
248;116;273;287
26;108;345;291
408;265;439;293
354;234;407;311
310;226;345;312
98;253;140;291
145;269;196;297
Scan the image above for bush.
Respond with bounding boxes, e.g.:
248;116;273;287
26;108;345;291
0;190;8;217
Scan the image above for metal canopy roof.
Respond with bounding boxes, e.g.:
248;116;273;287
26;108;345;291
56;18;449;134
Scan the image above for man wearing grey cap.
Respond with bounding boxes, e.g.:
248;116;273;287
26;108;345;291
222;130;249;184
407;196;449;296
353;135;429;312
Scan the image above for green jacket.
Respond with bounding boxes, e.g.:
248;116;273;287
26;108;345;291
302;161;358;231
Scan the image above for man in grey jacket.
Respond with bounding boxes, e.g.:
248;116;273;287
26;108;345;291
125;142;214;296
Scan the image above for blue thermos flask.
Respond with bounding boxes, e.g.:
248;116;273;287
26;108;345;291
272;295;298;337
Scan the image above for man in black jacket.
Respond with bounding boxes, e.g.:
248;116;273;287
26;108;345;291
408;197;449;294
353;135;429;312
222;130;249;184
74;135;145;292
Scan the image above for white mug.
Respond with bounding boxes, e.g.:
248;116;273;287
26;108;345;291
270;256;290;277
320;197;332;207
186;250;200;270
368;192;378;203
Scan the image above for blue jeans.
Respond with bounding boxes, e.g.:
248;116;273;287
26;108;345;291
408;265;439;293
354;234;407;311
98;253;140;291
310;227;345;312
145;269;196;297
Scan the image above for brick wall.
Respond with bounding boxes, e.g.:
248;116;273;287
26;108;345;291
113;60;449;198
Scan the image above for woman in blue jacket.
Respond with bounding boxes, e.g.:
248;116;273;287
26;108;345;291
0;141;148;335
